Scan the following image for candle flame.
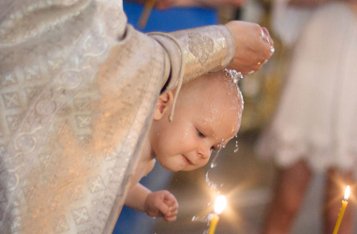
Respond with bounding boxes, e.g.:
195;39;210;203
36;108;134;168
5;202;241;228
344;185;351;200
214;195;227;214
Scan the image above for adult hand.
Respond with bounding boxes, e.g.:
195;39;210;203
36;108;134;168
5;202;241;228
225;21;274;74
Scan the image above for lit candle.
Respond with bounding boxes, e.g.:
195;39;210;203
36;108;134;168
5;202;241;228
333;185;351;234
208;213;219;234
208;195;227;234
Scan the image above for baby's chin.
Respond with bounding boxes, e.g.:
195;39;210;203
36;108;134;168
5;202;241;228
158;156;196;172
157;160;180;172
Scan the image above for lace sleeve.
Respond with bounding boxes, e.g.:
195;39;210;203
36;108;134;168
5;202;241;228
149;25;235;91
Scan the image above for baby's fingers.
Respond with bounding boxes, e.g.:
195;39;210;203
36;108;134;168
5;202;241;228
164;214;177;222
164;208;178;222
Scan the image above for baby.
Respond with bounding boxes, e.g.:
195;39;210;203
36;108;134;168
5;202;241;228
124;70;244;221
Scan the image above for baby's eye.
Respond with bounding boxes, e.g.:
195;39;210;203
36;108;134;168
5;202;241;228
196;128;205;138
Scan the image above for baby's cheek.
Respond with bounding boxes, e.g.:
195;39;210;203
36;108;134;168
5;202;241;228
194;160;209;171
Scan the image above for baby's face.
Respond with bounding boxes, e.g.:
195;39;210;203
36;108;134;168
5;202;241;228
151;74;242;172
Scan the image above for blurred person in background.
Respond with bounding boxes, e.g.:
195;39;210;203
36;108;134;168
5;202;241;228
257;1;357;233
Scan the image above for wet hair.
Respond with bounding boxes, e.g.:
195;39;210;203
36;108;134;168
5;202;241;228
170;70;244;131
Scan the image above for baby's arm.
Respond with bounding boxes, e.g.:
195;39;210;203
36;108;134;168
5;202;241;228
125;183;179;221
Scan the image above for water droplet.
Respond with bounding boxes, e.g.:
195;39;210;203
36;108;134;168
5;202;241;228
234;140;239;153
205;172;217;191
191;214;209;223
209;149;221;169
210;161;217;169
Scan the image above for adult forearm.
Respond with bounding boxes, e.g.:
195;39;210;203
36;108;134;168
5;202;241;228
149;25;234;91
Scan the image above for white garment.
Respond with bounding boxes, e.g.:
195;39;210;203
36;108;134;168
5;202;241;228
258;2;357;173
0;0;234;233
272;0;314;47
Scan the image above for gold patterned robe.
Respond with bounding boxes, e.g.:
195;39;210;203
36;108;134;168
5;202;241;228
0;0;234;233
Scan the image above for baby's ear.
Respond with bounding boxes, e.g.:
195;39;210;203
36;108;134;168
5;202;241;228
153;90;173;120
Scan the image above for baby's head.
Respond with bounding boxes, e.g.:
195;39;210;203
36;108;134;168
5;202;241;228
150;70;244;172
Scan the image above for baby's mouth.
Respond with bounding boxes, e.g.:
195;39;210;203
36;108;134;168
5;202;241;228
182;155;195;166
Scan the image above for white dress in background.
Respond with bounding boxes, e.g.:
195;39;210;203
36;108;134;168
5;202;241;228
258;2;357;173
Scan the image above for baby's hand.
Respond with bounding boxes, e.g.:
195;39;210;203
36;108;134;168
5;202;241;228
144;190;179;222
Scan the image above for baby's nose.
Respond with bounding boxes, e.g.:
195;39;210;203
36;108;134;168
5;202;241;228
198;144;211;161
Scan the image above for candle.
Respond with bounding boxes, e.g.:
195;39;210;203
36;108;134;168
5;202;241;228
208;213;219;234
333;185;351;234
208;195;227;234
138;0;157;29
